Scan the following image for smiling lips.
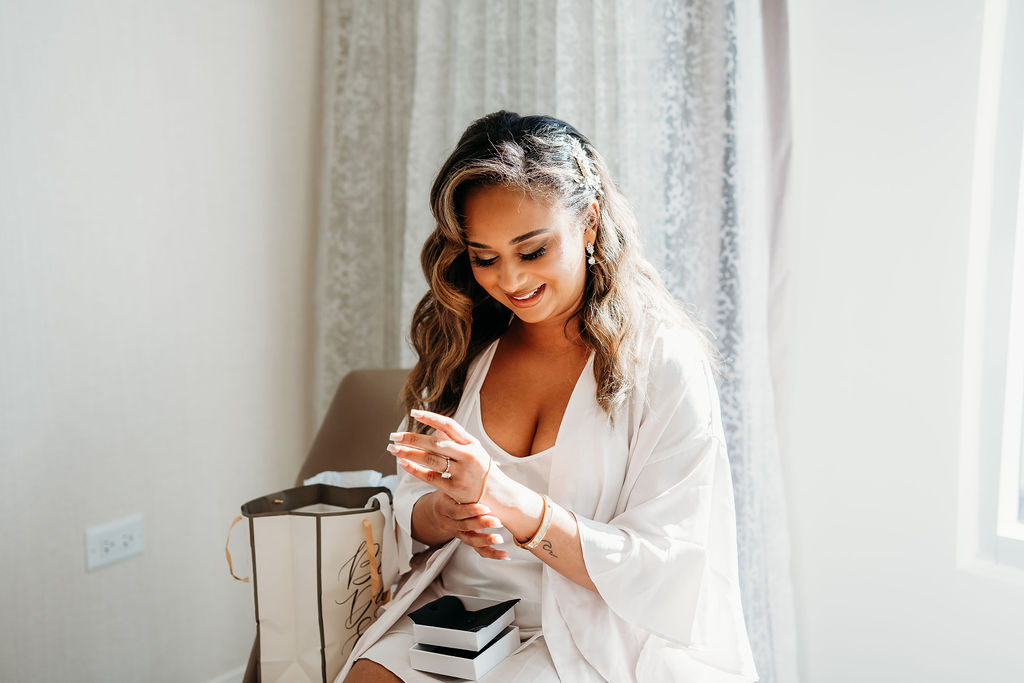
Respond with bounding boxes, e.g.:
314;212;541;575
507;284;545;308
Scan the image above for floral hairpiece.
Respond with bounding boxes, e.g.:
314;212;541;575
568;136;604;199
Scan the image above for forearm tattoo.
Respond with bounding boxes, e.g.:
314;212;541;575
540;540;558;558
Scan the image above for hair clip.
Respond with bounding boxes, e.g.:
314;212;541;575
569;137;604;198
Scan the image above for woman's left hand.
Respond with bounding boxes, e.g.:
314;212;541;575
388;409;493;505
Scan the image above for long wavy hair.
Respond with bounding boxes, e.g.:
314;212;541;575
401;111;709;428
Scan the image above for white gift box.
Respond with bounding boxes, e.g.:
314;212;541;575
411;594;517;651
409;625;520;680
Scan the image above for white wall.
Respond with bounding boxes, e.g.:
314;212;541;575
0;2;320;681
786;1;1024;681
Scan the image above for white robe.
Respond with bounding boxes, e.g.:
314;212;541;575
335;321;758;682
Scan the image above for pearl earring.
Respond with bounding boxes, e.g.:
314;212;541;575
586;242;596;266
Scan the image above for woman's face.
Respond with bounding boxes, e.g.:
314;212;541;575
462;185;595;328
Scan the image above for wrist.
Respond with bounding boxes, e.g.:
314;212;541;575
481;469;545;539
514;494;554;548
411;490;446;545
477;465;513;514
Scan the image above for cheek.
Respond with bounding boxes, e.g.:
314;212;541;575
471;267;498;292
552;247;585;282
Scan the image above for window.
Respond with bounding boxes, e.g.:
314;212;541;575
1000;156;1024;538
960;0;1024;573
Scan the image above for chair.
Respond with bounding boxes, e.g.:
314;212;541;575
242;368;410;683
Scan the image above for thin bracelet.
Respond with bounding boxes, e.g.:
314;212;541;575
514;494;554;550
469;457;493;505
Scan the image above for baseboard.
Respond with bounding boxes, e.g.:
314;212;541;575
204;664;246;683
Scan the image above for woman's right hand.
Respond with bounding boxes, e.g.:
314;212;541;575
414;490;509;560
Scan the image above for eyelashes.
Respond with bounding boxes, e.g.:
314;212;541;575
470;246;547;268
470;254;497;267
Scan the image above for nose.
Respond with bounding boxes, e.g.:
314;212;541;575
497;259;526;293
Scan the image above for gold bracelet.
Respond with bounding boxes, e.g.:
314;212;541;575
469;457;493;505
514;494;554;550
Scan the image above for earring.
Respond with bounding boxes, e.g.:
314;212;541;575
586;242;596;266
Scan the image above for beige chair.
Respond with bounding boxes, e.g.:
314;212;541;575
243;368;410;683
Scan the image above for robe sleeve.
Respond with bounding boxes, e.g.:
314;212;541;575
390;419;435;576
575;327;736;648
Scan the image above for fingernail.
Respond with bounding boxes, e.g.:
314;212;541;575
386;444;399;454
389;432;403;442
436;440;451;449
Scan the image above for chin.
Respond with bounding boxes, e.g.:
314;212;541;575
515;305;563;326
505;304;543;322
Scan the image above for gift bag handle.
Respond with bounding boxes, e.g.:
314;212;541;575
362;519;389;605
225;515;250;583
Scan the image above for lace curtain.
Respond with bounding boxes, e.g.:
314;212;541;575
316;1;798;680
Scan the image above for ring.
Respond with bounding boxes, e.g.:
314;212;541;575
440;457;452;479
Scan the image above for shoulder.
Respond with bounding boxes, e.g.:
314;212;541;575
631;317;721;436
638;317;714;386
461;337;501;389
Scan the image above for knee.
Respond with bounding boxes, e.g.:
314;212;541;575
343;658;403;683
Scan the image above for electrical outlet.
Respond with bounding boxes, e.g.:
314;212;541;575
85;514;145;571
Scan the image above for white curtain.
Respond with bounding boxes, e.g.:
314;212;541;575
315;1;798;680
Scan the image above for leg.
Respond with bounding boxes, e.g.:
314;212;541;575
343;658;403;683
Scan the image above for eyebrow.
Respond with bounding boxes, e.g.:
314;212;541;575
466;229;550;249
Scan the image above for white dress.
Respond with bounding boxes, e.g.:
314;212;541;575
338;321;758;682
438;391;557;633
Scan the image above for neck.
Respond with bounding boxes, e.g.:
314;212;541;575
506;314;586;353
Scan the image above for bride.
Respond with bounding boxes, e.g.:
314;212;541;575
341;111;757;682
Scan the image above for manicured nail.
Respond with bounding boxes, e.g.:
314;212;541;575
410;409;424;416
389;432;403;442
386;444;399;454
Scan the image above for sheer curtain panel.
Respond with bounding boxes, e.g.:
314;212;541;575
316;2;798;680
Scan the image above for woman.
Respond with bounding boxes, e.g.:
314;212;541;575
340;111;757;682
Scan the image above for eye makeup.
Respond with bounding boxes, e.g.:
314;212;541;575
470;244;548;268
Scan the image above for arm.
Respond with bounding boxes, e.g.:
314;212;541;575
563;331;734;648
480;468;597;592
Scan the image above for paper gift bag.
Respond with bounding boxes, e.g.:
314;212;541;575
234;484;398;683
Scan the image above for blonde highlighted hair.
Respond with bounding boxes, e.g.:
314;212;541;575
401;111;709;427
